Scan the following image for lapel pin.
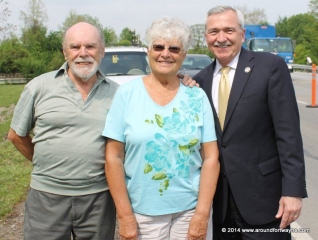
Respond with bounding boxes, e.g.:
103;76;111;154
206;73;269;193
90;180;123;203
245;67;251;73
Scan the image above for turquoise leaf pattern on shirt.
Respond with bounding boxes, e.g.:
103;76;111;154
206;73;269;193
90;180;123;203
144;87;202;196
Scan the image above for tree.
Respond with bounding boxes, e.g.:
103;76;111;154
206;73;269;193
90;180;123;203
46;50;65;71
308;0;318;19
235;5;268;25
188;24;212;56
59;10;103;33
20;0;48;30
118;27;142;46
20;0;48;51
45;30;63;52
18;0;61;77
119;27;133;43
190;24;206;50
103;27;118;45
276;14;316;43
275;13;318;64
0;38;30;73
0;0;17;41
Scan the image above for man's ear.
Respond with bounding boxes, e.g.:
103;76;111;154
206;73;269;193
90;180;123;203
101;49;105;58
63;50;67;60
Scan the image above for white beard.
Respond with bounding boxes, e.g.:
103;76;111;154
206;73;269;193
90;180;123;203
69;57;99;82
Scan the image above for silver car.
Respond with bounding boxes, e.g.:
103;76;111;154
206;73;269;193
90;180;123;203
179;54;213;77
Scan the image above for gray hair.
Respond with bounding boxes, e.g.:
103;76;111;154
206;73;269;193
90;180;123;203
206;6;245;29
144;16;192;53
62;22;105;50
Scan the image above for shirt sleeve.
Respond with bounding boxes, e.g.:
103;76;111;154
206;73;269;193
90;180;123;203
201;89;217;143
102;86;126;143
10;86;35;137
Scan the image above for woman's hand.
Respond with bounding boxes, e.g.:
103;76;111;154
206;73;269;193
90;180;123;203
187;212;209;240
118;214;139;240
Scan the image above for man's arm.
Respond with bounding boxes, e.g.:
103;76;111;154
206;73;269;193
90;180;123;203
7;128;34;161
267;56;306;228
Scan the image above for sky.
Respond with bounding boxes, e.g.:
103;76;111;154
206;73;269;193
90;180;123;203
7;0;310;41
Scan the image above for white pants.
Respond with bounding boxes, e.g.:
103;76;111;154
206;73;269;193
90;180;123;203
134;208;213;240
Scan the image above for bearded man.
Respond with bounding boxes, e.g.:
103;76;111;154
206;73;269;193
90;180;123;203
8;22;118;240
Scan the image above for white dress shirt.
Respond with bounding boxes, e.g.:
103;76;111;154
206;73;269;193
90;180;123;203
212;53;240;114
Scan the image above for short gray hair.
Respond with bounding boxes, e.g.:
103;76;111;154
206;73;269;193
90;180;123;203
206;6;245;29
144;16;192;53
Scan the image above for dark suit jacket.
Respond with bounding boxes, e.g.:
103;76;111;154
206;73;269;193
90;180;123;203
194;48;307;225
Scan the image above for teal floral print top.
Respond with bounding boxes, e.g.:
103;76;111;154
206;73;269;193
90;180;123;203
103;78;216;216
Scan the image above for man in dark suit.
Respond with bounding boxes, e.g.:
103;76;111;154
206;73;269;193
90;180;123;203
194;6;307;240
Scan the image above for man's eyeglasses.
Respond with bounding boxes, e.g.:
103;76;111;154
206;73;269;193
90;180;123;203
152;44;182;54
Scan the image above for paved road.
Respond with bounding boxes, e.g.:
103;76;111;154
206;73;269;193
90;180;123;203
290;72;317;240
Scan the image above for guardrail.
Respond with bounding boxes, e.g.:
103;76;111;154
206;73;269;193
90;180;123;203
0;78;28;84
0;73;28;85
292;64;315;72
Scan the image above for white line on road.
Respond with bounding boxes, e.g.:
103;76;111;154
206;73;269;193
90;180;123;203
291;222;313;240
297;100;308;105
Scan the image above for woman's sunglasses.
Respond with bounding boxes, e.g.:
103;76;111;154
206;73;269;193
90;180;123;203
152;44;182;54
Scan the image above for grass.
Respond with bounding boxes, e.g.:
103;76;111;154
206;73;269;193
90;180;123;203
0;142;31;218
0;84;32;219
0;85;25;107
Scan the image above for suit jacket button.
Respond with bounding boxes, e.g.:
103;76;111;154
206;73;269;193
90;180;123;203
223;172;226;177
222;144;226;149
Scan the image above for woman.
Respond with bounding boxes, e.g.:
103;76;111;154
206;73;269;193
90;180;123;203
103;16;220;240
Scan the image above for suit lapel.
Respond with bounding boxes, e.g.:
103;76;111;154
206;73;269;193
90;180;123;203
201;62;223;136
223;49;254;131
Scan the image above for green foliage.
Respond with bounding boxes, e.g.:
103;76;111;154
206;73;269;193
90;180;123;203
103;27;118;45
118;28;141;46
45;31;63;52
47;51;65;72
0;117;10;140
20;25;48;53
276;13;318;64
115;39;132;46
0;141;32;219
276;14;316;41
3;2;318;77
0;38;30;73
120;27;134;42
188;48;214;58
294;44;312;64
16;51;50;80
303;23;318;64
0;84;31;219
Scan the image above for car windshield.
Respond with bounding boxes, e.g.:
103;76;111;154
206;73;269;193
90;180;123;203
181;55;212;70
100;52;149;76
250;39;293;53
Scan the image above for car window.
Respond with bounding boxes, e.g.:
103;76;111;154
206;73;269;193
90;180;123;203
100;52;149;76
